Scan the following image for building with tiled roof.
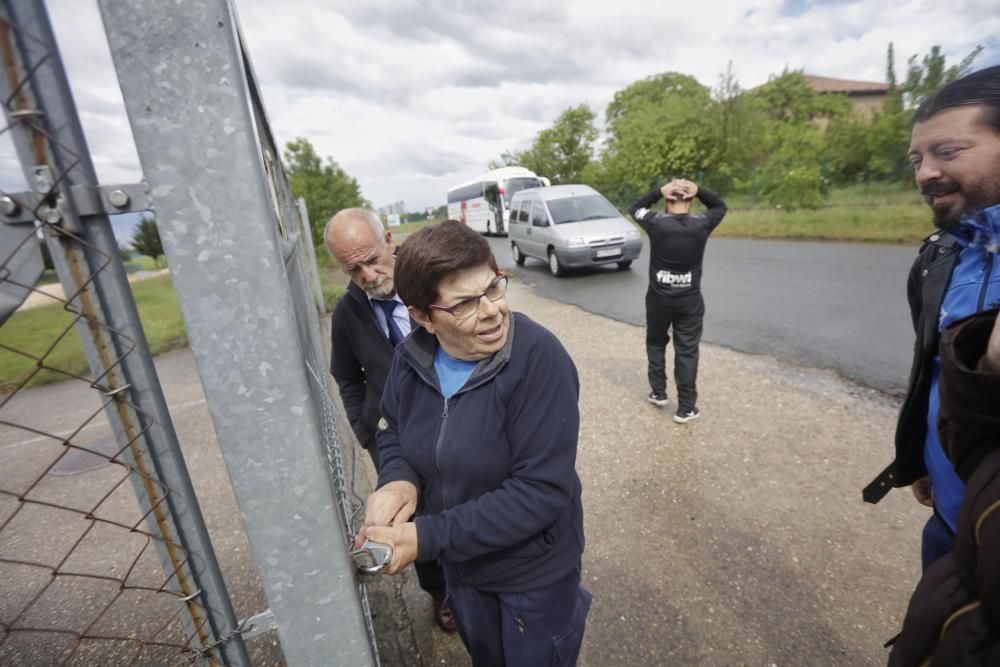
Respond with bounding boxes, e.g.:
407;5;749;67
803;74;889;119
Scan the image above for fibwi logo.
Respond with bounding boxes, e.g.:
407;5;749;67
656;270;692;286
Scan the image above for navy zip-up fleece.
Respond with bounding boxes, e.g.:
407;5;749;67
376;312;585;593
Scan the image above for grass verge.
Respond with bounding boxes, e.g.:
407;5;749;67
0;274;186;393
714;204;933;243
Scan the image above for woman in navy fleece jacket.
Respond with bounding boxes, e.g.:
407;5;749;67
355;220;590;666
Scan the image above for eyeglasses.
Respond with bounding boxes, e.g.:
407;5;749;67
428;273;508;321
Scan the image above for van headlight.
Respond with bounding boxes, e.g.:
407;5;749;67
565;237;586;248
625;230;640;240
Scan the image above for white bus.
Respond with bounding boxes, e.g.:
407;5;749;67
446;167;548;236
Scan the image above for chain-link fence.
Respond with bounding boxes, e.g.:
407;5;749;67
0;2;251;664
2;1;379;665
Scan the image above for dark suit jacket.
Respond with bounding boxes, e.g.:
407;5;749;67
330;282;408;450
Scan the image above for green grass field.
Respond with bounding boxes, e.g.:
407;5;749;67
0;274;186;393
721;182;923;210
2;266;346;393
715;203;932;243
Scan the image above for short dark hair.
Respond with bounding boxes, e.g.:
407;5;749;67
912;65;1000;132
395;220;499;313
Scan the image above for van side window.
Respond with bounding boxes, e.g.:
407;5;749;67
518;202;530;223
531;202;547;228
509;202;522;224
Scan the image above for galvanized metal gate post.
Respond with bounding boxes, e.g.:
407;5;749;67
0;1;250;663
98;1;376;664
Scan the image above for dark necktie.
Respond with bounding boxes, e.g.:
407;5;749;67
375;299;405;346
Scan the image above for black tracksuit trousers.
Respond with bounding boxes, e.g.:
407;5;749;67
645;291;704;412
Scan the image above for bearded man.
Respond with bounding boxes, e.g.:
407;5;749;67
864;66;1000;572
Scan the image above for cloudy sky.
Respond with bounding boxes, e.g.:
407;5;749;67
3;0;998;212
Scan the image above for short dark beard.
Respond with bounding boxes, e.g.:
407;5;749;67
927;177;1000;233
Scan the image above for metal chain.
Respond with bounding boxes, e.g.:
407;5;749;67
303;358;381;665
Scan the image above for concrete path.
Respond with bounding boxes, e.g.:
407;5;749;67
17;268;170;311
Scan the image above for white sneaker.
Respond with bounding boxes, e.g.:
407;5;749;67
673;408;701;424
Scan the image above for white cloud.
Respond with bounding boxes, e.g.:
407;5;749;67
2;0;997;213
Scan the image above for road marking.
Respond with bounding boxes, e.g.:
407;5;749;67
0;397;207;451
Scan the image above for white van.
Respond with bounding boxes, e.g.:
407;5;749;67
508;185;642;277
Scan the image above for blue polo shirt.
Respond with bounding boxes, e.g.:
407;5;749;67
434;345;477;399
926;205;1000;531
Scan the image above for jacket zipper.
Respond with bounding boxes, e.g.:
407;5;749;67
978;253;995;311
434;398;449;510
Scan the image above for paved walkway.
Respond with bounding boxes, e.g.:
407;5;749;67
368;280;926;666
17;268;169;311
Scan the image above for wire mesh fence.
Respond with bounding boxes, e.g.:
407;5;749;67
0;203;218;660
2;1;384;663
1;4;247;664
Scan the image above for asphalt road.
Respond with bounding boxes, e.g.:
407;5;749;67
490;235;920;396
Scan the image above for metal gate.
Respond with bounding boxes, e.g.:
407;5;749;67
1;1;377;664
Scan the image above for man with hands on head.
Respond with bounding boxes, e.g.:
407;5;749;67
629;177;727;424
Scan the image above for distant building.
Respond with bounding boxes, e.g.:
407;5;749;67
803;74;889;120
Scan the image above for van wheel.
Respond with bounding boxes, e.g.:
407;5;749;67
617;260;632;270
548;250;562;277
512;244;526;266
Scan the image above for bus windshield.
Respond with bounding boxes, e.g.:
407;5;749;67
547;194;621;225
503;177;542;205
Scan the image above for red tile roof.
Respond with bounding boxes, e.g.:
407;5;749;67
803;74;889;95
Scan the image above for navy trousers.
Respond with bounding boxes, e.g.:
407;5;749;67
441;563;592;667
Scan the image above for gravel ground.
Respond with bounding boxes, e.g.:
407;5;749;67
370;279;927;667
1;278;926;666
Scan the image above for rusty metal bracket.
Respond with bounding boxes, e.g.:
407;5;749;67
0;182;152;224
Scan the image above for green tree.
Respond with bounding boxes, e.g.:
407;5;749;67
527;105;599;183
710;62;771;191
825;113;874;185
746;71;843;208
131;216;163;267
283;137;368;248
749;70;849;124
489;105;599;184
903;44;983;109
602;72;720;199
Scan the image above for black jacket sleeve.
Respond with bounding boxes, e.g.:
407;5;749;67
906;249;926;335
628;186;663;232
330;310;369;444
696;187;727;230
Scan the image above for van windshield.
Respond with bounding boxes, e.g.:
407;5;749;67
503;177;542;205
547;194;620;225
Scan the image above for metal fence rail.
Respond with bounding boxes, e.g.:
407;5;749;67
2;1;381;664
0;2;248;664
99;0;378;663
